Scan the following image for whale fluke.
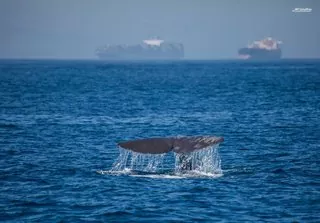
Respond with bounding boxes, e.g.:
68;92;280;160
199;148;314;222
118;137;174;154
172;136;224;153
117;136;224;154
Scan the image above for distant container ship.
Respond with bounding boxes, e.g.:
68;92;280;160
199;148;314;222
95;37;184;60
238;37;282;60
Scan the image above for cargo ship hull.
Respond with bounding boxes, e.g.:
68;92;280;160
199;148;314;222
238;48;282;60
96;39;184;60
238;37;282;60
96;50;183;60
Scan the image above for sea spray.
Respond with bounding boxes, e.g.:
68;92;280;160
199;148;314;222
111;149;130;171
111;145;222;174
174;145;221;174
111;148;166;172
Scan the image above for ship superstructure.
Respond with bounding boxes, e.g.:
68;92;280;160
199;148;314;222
238;37;282;60
95;37;184;60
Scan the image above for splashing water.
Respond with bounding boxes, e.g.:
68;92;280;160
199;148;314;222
111;148;166;172
110;145;222;176
174;145;222;174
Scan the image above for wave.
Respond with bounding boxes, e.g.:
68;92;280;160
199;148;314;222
0;111;232;126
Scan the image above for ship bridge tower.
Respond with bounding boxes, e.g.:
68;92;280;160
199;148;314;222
143;37;164;46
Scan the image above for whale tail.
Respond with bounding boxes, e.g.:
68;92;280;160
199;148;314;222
117;136;224;154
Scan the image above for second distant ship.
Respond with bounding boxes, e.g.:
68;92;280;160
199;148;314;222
96;37;184;60
238;37;282;60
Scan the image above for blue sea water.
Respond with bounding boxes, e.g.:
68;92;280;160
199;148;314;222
0;59;319;222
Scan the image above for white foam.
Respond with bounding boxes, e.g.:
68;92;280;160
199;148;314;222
130;174;186;179
98;168;223;179
130;172;223;179
97;167;132;175
177;170;223;178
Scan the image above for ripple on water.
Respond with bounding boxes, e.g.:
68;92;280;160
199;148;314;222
1;60;319;222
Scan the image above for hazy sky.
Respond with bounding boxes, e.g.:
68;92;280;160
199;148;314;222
1;0;319;59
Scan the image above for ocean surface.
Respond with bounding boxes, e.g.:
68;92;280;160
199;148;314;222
1;59;319;222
